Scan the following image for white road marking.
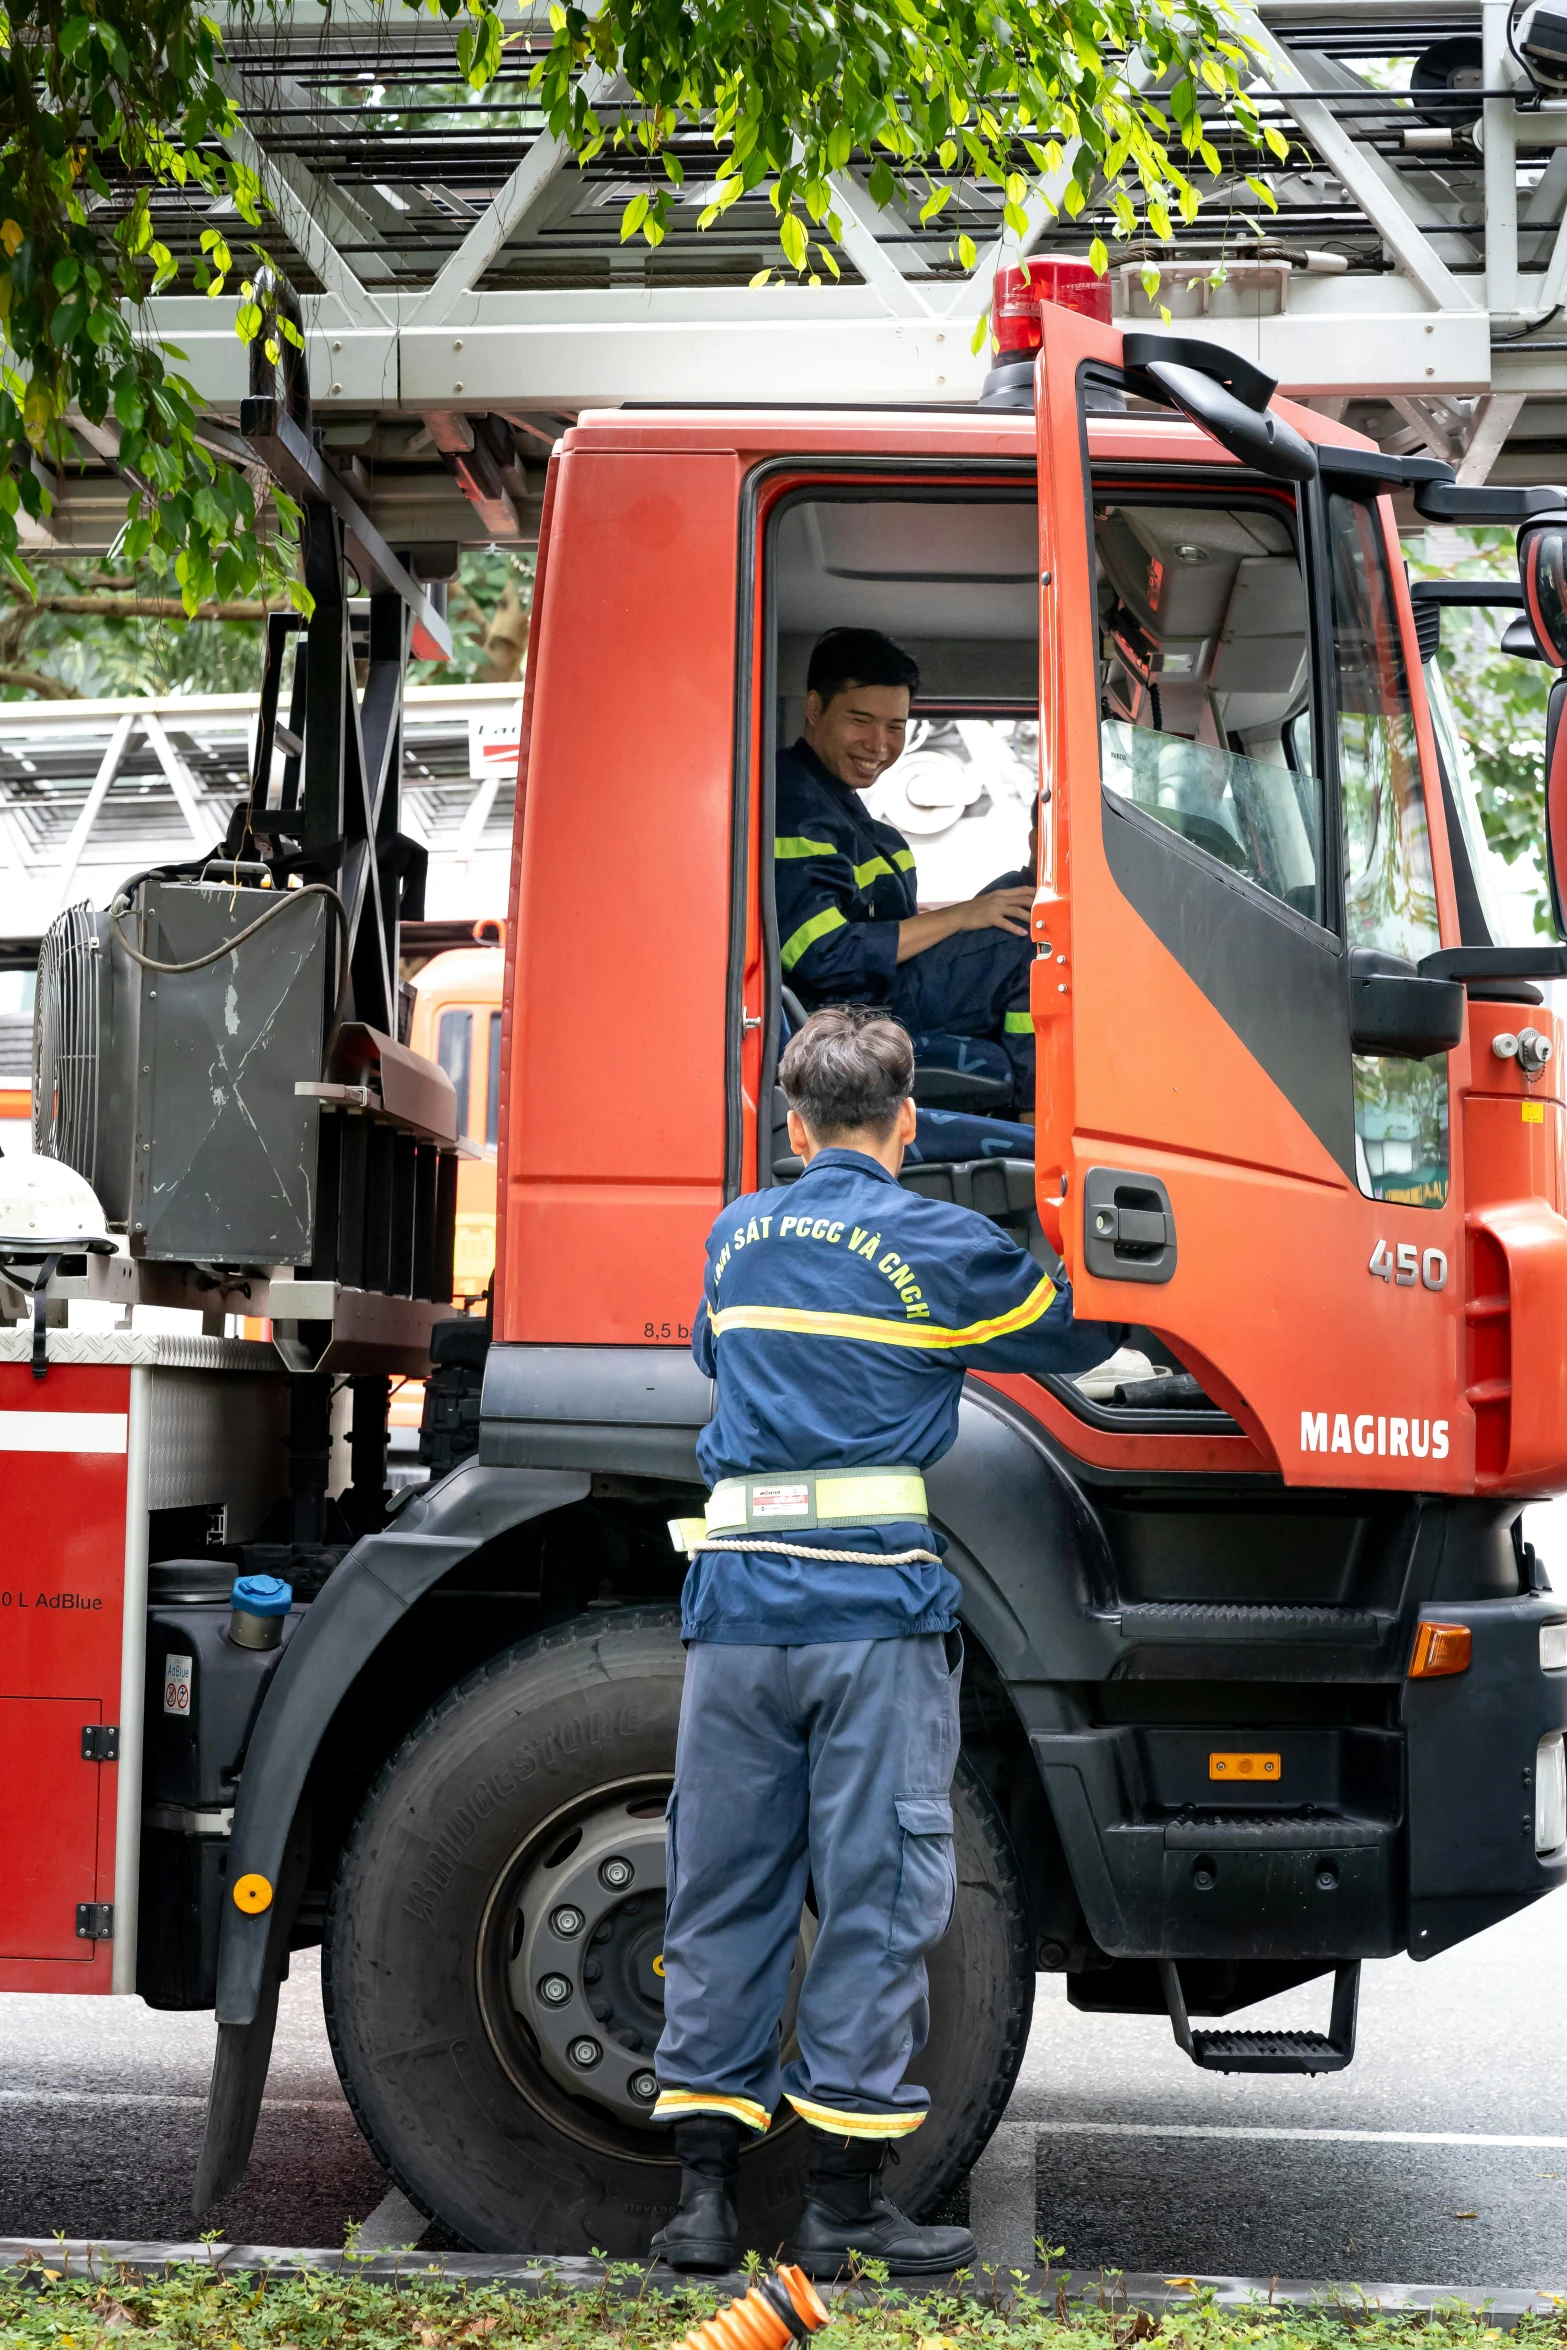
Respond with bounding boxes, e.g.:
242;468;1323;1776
0;2092;344;2111
966;2115;1039;2271
1033;2121;1567;2150
353;2186;429;2250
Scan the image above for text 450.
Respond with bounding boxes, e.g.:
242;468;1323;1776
1369;1239;1447;1291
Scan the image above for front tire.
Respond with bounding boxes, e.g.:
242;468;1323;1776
323;1607;1033;2252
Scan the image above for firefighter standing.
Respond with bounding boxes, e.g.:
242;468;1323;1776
651;1007;1120;2277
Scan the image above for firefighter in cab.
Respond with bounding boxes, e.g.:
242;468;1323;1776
651;1007;1122;2276
775;628;1037;1108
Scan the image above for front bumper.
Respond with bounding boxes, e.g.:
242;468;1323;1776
1031;1594;1567;1964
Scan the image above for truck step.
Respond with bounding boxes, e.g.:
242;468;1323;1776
1158;1958;1359;2074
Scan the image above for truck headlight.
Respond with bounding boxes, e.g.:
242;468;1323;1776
1538;1732;1567;1859
1541;1621;1567;1673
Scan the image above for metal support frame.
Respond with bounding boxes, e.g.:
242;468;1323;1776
24;0;1567;521
237;364;444;1039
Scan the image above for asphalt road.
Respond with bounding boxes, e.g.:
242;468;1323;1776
2;1505;1565;2287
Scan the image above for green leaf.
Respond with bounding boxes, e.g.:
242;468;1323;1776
779;210;808;271
1245;174;1279;213
59;16;94;57
1089;237;1109;277
52;254;80;293
620;191;649;242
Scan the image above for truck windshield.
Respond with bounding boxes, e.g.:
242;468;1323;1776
1325;489;1448;1210
1094;495;1323;925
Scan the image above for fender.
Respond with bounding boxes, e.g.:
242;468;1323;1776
215;1460;588;2026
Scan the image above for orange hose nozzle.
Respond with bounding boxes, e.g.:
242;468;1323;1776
670;2265;830;2350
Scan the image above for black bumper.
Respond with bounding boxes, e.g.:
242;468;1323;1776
1033;1594;1567;1964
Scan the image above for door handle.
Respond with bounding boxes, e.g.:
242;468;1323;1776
1083;1169;1178;1285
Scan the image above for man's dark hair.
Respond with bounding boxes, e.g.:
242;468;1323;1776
806;628;920;708
779;1004;914;1142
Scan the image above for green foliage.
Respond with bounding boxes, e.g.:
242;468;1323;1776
0;0;283;608
0;0;499;618
0;2257;1560;2350
0;546;532;698
545;0;1277;321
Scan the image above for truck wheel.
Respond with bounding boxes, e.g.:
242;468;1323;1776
323;1607;1033;2253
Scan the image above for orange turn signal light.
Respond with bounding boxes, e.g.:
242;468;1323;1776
1409;1621;1472;1679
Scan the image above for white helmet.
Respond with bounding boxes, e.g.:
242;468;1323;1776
0;1151;111;1249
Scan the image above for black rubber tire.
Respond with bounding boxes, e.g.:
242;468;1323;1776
323;1607;1034;2254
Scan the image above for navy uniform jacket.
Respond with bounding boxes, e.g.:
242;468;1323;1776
776;741;918;1006
685;1148;1120;1645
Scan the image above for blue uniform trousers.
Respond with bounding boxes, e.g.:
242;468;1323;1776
654;1631;962;2137
888;926;1034;1099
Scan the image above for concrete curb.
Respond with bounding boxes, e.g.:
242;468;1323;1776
0;2243;1561;2319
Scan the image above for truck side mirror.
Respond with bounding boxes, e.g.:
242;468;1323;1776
1349;949;1466;1059
1520;519;1567;664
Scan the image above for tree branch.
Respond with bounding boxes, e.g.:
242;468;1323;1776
0;666;80;698
12;595;275;621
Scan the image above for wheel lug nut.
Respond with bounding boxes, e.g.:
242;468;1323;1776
569;2037;602;2069
630;2071;658;2102
600;1856;634;1891
539;1974;573;2005
551;1906;585;1937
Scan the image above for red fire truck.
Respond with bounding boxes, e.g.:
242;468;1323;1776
5;280;1567;2255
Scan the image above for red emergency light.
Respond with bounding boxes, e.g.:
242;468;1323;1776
991;258;1112;356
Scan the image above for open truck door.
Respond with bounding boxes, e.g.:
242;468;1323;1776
1027;296;1567;1492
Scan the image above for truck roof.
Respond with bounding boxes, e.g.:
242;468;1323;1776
564;400;1375;467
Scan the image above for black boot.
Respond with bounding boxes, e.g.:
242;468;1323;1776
792;2135;976;2279
650;2114;744;2271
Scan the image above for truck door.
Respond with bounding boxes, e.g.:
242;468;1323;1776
1032;309;1470;1485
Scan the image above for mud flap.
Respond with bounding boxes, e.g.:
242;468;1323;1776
193;1801;312;2214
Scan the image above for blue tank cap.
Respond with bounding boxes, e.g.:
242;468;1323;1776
230;1573;293;1617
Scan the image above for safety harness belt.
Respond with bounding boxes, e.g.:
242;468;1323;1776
668;1466;928;1557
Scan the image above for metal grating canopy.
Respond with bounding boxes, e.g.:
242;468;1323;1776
26;0;1567;562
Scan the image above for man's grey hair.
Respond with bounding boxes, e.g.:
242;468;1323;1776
779;1005;914;1141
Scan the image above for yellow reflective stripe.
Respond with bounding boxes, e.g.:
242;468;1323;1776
653;2089;772;2133
785;2094;926;2138
780;905;848;971
1003;1010;1034;1033
893;848;916;871
668;1516;707;1553
709;1273;1057;1353
815;1470;928;1520
775;835;837;861
704;1470;928;1533
853;853;895;889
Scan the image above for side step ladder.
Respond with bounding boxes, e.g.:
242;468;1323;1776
1158;1958;1360;2074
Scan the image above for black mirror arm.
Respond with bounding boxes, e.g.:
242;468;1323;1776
1415;481;1567;524
1419;946;1567;982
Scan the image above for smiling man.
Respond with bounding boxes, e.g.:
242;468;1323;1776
775;628;1039;1102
